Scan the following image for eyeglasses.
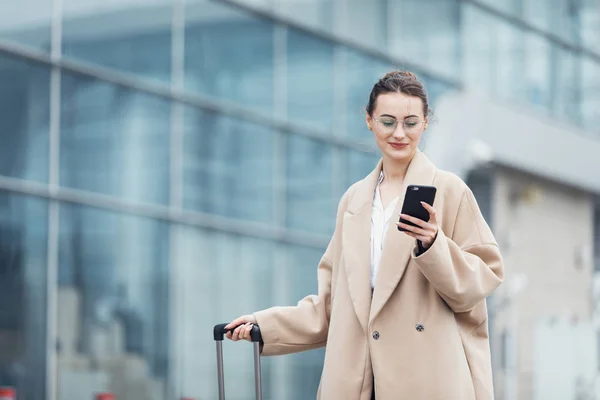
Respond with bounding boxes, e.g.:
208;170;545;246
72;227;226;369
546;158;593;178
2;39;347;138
373;116;424;135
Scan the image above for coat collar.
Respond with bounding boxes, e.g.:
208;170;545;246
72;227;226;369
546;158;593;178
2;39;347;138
342;150;437;333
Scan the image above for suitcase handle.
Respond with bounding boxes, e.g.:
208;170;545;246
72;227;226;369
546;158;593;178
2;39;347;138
213;323;262;343
213;323;263;400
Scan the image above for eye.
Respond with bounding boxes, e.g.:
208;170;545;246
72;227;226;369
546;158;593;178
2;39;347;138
404;118;420;128
380;118;396;127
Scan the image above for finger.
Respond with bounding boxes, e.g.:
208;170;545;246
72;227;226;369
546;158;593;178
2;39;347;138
233;326;244;341
225;316;247;330
244;323;253;341
404;230;430;243
397;221;429;237
420;202;437;223
240;323;250;340
399;213;429;228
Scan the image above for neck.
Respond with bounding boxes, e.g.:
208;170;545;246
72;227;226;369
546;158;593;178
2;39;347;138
381;154;413;184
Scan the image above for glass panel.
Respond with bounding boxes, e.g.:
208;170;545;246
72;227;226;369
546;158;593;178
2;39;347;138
495;21;526;103
343;48;393;140
0;191;48;400
581;0;600;53
0;55;49;182
182;107;275;222
62;0;172;84
477;0;521;15
462;4;495;95
388;0;460;79
173;227;274;400
524;0;578;43
344;150;380;192
287;29;334;132
552;46;579;124
57;204;170;400
275;0;333;32
525;33;552;111
337;0;387;47
286;134;334;235
582;58;600;134
60;73;170;204
185;0;274;113
0;0;52;50
277;244;326;400
523;0;553;32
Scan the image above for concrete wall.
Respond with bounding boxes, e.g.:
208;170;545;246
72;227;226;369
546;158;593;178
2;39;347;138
491;168;595;400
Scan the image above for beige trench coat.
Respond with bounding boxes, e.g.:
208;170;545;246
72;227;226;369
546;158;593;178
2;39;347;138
254;151;504;399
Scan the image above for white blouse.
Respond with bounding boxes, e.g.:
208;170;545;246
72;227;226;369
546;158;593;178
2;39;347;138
370;171;399;289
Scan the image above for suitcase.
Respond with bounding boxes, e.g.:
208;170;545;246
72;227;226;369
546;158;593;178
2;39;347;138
213;323;263;400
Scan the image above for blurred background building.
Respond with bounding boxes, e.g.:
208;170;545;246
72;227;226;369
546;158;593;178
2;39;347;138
0;0;599;399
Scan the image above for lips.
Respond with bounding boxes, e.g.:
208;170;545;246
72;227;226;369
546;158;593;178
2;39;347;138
389;142;408;149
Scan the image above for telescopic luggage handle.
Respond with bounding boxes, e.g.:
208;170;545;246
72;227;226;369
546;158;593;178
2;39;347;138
213;323;263;400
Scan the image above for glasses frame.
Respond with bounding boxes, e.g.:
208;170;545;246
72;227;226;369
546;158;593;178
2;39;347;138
373;116;425;135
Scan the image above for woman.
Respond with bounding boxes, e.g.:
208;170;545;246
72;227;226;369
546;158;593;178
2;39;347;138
225;71;504;399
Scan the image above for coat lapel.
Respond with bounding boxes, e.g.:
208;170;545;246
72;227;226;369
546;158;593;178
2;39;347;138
342;158;383;334
368;151;437;325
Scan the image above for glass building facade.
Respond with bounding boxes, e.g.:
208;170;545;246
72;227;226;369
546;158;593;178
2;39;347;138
0;0;598;399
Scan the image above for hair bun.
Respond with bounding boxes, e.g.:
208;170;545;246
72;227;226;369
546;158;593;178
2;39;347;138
382;70;418;80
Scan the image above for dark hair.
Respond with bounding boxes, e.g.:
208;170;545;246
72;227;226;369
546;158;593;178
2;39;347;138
366;71;431;117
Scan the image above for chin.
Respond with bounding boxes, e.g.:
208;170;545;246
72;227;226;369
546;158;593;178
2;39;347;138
386;148;414;162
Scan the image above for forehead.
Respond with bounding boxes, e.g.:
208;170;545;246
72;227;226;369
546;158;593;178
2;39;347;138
374;93;424;118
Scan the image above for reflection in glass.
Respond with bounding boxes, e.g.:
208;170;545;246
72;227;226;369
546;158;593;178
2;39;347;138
344;150;380;192
182;107;275;222
60;73;171;205
287;29;334;131
388;0;460;79
277;244;326;400
286;134;334;235
0;0;52;50
581;2;600;53
57;204;170;400
553;46;579;124
337;0;387;47
275;0;333;32
494;21;525;102
0;191;48;400
582;58;600;133
62;0;172;83
525;33;551;111
344;49;393;140
185;0;274;112
462;4;495;94
174;227;274;400
0;55;49;182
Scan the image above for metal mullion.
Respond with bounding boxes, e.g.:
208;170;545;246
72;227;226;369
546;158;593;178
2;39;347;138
46;0;63;397
168;0;186;399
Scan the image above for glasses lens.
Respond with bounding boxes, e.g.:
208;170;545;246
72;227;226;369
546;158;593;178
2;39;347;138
403;117;422;134
377;117;397;134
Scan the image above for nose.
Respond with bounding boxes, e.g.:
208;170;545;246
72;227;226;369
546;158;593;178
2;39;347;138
392;124;406;139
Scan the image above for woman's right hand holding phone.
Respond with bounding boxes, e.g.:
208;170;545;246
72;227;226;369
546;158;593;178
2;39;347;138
224;314;257;342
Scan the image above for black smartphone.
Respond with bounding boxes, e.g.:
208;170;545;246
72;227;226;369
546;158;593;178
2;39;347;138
397;185;437;231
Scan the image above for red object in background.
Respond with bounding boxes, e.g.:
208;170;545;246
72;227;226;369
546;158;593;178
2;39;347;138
95;393;115;400
0;387;15;400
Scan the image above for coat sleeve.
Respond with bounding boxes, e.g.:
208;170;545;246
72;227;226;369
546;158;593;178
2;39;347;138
252;189;351;356
412;185;504;313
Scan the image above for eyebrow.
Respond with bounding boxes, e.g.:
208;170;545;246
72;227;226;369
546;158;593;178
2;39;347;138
379;114;420;119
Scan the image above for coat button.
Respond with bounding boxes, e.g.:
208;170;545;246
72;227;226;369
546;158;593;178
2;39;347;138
415;323;424;332
372;331;380;340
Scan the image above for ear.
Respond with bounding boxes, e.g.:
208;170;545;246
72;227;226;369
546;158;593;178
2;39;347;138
366;113;373;131
423;116;429;131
